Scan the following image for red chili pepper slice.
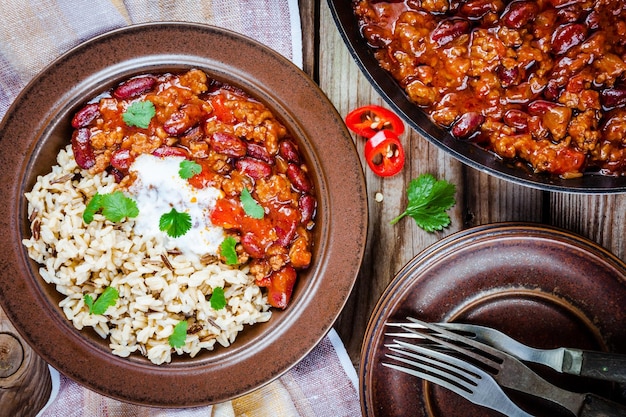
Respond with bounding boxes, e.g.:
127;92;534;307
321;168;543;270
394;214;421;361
345;105;405;138
364;130;405;177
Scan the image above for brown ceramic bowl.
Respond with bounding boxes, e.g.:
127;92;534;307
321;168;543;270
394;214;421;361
0;23;368;407
328;1;626;193
360;223;626;417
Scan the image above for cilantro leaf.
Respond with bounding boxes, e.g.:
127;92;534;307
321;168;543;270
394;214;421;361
240;188;264;219
169;320;188;348
210;287;227;310
83;193;104;223
220;236;238;265
179;160;202;179
390;174;456;232
101;191;139;222
84;286;119;315
83;191;138;224
122;100;155;129
159;208;192;238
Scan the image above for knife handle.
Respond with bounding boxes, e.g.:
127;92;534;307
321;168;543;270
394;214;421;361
580;351;626;383
580;394;626;417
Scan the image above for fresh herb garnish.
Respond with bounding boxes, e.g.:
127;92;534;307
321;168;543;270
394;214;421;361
169;320;188;348
83;193;104;223
83;191;139;224
159;208;192;238
220;236;238;265
122;100;155;129
390;173;456;232
179;160;202;179
210;287;227;310
84;286;119;315
240;188;264;219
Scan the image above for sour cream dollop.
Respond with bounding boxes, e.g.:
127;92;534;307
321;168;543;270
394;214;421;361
128;154;225;260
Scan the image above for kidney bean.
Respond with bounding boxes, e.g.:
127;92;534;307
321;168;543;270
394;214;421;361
246;143;273;164
460;0;501;18
556;5;587;24
503;109;530;132
179;126;203;147
236;157;272;179
241;232;265;258
361;24;393;48
71;103;100;128
497;65;521;88
543;80;561;101
601;88;626;110
71;128;95;169
527;100;557;116
162;112;186;136
278;139;301;163
110;148;133;172
299;194;317;225
275;220;297;247
113;76;156;99
106;166;125;183
210;132;247;157
286;163;312;193
585;10;600;30
501;1;539;29
451;112;484;138
431;18;470;46
551;23;588;56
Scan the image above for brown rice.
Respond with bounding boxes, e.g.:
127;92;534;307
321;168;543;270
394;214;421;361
22;145;271;365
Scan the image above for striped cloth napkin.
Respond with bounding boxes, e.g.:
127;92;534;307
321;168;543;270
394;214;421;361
0;1;361;416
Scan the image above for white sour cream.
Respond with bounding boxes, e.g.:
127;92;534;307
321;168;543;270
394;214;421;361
128;154;224;260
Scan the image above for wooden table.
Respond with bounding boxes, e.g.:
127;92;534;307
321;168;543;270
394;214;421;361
1;2;625;413
300;0;626;367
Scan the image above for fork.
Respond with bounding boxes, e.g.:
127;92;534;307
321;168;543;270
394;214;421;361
384;340;535;417
435;322;626;383
386;318;626;417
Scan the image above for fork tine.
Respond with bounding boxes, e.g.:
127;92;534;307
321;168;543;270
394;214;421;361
384;341;535;417
390;317;505;370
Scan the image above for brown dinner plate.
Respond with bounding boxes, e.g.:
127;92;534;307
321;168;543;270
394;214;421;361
360;223;626;417
0;23;368;407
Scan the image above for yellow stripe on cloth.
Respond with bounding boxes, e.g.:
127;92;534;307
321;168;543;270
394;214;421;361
232;379;301;417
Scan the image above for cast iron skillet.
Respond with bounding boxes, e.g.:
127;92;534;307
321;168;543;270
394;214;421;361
327;0;626;193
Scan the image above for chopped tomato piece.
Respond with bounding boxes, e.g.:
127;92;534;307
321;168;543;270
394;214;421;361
187;166;217;189
210;198;244;229
209;94;236;124
551;147;586;175
267;265;297;309
345;104;405;138
364;130;405;177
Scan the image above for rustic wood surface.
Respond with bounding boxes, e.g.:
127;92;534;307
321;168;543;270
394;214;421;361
305;0;626;367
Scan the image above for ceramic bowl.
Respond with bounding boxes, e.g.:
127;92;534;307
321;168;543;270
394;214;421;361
0;22;368;407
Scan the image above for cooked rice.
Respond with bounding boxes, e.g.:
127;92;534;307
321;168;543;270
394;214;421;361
22;145;271;365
